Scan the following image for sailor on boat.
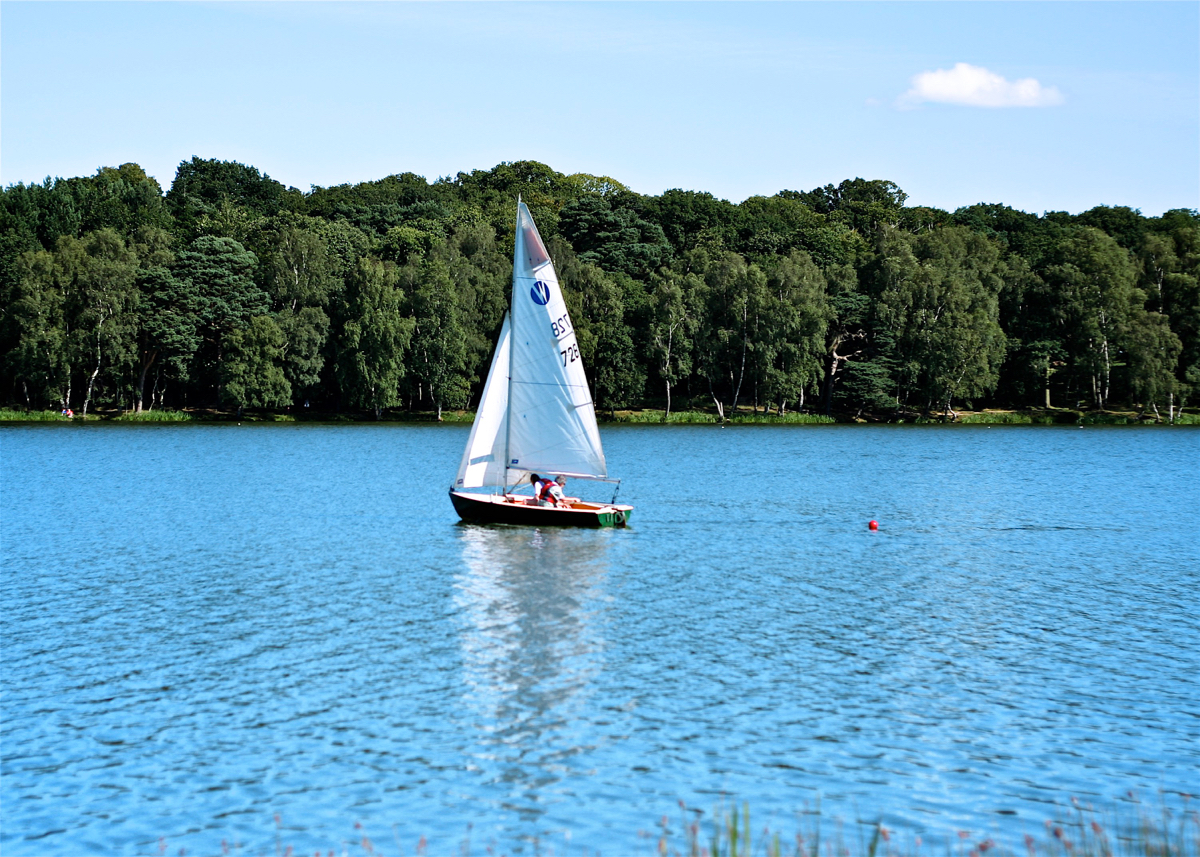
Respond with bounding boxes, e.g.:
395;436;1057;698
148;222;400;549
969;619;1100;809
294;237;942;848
542;476;570;508
528;473;547;505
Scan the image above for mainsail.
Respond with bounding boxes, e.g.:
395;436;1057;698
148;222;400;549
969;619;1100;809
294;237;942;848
454;201;606;490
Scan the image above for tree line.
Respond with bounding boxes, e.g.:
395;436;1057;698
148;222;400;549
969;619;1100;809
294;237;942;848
2;158;1197;420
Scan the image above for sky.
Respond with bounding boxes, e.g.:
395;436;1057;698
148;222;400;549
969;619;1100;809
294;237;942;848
2;1;1197;217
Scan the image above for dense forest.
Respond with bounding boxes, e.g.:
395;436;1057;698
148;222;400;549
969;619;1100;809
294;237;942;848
2;158;1197;421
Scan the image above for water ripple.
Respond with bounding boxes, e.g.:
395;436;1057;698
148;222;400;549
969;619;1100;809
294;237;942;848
2;424;1198;854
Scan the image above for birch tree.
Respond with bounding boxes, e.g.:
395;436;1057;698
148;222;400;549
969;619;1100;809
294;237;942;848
1043;227;1141;410
760;250;830;413
646;267;699;419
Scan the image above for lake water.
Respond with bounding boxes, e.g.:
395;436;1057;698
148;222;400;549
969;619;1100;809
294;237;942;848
2;423;1198;856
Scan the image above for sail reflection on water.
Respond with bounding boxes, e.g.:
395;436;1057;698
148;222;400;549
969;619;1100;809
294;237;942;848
452;526;612;818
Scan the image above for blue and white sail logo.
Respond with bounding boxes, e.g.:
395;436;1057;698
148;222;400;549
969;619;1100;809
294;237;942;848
530;281;551;306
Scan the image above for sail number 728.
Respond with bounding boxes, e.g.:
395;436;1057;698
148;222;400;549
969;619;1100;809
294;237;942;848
551;314;573;338
560;343;580;367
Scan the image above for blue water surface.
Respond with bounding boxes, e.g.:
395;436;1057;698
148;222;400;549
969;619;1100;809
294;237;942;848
2;423;1198;855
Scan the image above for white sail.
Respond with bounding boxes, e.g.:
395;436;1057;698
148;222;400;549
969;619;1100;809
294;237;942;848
454;313;528;489
453;202;607;493
505;202;607;480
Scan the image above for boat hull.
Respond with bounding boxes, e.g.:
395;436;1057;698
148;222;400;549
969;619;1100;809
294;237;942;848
449;491;633;528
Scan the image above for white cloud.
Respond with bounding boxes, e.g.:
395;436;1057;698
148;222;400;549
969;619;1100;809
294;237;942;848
899;62;1064;108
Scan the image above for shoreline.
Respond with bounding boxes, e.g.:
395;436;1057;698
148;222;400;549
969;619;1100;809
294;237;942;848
3;406;1198;426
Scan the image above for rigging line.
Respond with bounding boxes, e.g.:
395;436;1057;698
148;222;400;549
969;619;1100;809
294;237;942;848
510;380;592;389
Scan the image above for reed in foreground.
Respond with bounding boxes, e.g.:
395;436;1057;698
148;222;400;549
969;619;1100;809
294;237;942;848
157;792;1197;857
655;793;1198;857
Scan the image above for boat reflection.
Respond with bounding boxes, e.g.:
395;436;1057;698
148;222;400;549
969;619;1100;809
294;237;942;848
452;524;612;829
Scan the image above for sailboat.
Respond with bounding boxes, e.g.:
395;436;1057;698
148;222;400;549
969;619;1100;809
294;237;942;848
449;200;634;528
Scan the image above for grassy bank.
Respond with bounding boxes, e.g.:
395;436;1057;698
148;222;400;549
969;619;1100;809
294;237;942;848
607;407;1200;426
0;408;68;421
2;405;1198;426
608;409;837;425
110;409;194;422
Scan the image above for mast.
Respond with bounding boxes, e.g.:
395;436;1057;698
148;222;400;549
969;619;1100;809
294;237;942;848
503;196;519;491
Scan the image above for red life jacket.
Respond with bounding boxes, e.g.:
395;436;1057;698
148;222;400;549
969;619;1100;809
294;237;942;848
538;480;558;503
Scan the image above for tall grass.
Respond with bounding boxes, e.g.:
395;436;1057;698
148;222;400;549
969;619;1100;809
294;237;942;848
956;412;1041;425
611;409;720;424
1077;413;1135;425
608;410;837;425
0;408;67;421
111;409;193;422
727;412;837;425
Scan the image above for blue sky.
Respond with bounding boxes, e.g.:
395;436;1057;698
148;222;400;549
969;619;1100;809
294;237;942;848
2;1;1196;216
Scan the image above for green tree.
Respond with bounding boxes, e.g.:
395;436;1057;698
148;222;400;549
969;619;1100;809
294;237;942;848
789;178;908;235
264;223;336;400
1077;205;1147;251
167;157;296;239
81;164;173;237
989;252;1060;408
646;266;700;418
448;160;579;241
442;222;509;405
172;235;268;403
874;226;1007;415
407;258;468;419
561;260;645;415
951;203;1066;270
1042;227;1142;409
6;248;69;408
563;173;630;198
134;266;201;411
174;236;266;332
694;250;770;418
61;230;140;415
221;315;291;412
760;250;830;413
380;224;442;266
821;263;877;414
735;195;860;268
304;172;450;221
1125;311;1182;419
6;230;140;413
836;359;899;416
1140;215;1200;411
643;189;738;254
338;257;413;418
558;195;672;277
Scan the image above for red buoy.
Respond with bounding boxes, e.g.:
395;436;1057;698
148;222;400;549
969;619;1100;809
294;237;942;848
868;520;879;531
